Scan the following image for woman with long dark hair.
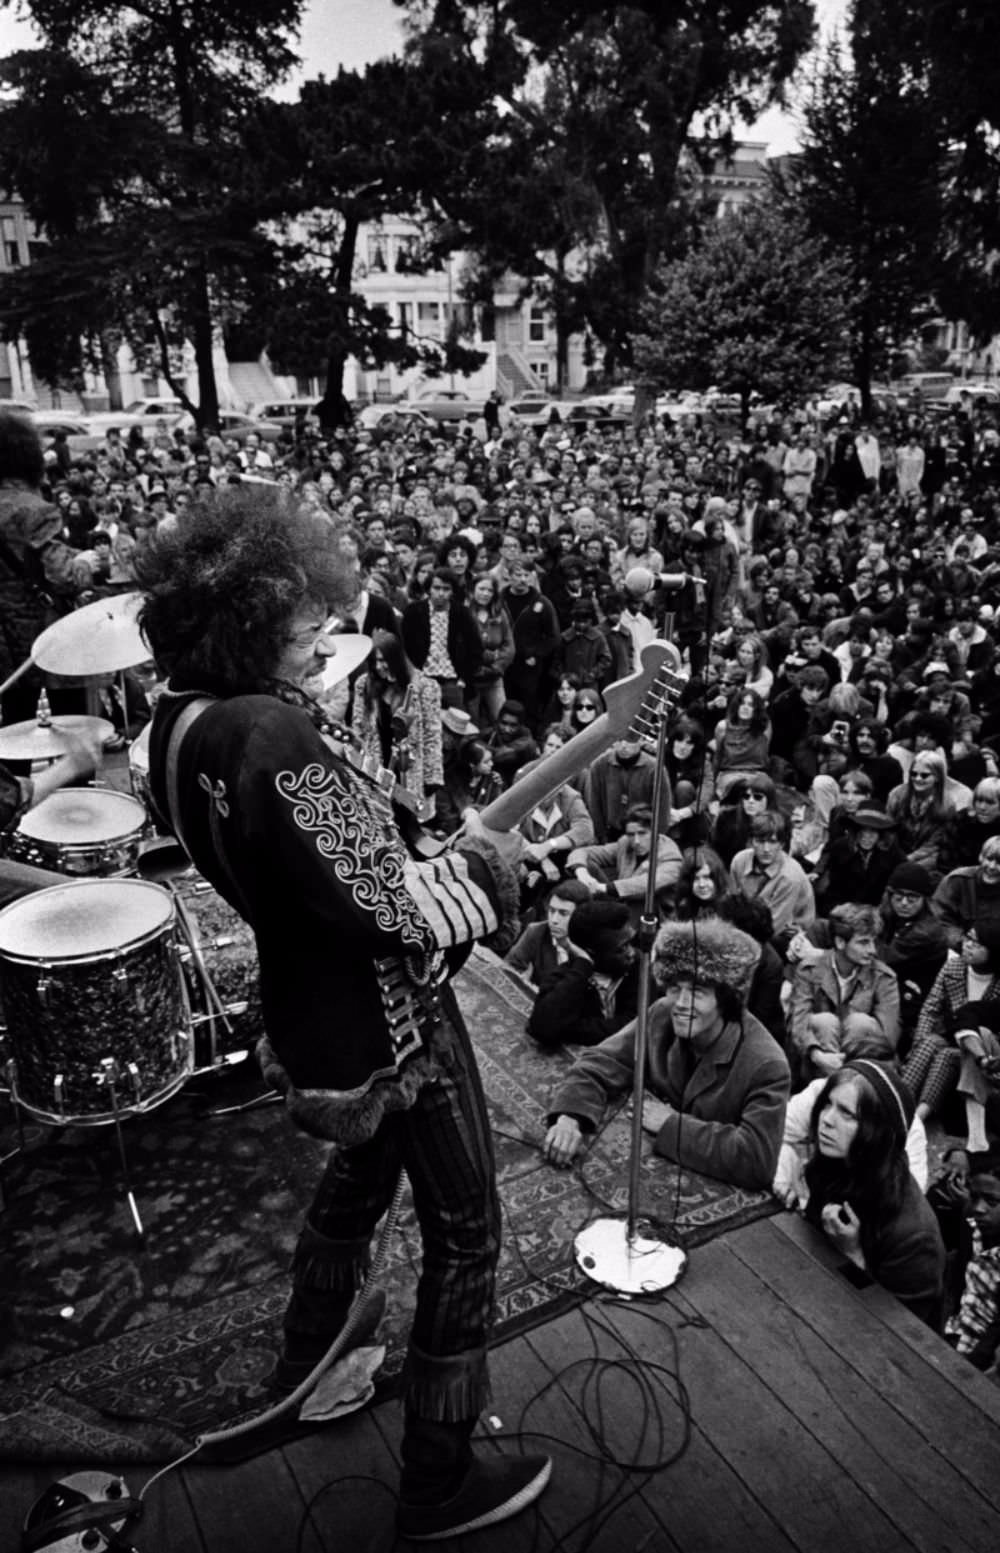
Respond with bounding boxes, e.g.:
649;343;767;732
467;572;514;728
672;845;730;920
712;685;771;798
664;714;711;848
351;628;443;815
797;1061;944;1326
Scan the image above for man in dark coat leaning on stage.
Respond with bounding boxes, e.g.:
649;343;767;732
542;917;790;1190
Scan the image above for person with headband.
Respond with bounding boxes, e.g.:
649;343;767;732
789;1060;945;1327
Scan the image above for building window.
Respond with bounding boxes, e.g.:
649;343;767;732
398;301;412;336
2;217;21;267
528;306;546;343
394;235;421;273
417;302;442;339
367;233;388;272
535;360;549;382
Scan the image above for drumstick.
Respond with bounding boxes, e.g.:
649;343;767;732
0;656;35;699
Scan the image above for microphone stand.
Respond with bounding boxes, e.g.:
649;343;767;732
573;697;686;1294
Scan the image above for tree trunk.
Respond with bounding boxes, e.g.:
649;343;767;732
856;304;876;423
191;261;219;431
100;333;123;410
318;214;360;430
555;314;569;392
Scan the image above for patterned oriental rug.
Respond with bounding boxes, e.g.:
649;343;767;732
0;948;779;1464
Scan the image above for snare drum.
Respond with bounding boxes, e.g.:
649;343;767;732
0;878;192;1125
10;788;149;876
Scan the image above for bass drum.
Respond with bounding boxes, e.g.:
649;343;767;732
0;878;191;1125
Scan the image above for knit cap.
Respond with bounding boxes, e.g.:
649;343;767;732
842;1060;915;1146
886;862;933;897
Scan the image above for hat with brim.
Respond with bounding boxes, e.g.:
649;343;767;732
441;708;479;737
846;801;896;831
922;661;951;680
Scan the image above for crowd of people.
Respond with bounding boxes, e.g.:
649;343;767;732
2;381;1000;1524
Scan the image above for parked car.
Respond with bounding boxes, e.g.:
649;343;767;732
248;397;322;429
124;397;186;418
507;395;564;427
892;371;955;406
940;383;1000;410
409;387;485;422
356;404;434;434
33;411;154;454
656;391;706;423
173;410;284;445
816;383;898;419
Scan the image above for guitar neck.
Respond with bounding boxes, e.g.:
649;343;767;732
478;713;623;832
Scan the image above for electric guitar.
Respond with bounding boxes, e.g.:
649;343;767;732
338;641;688;851
477;639;687;835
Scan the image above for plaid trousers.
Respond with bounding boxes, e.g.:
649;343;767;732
286;1001;501;1421
903;1032;962;1115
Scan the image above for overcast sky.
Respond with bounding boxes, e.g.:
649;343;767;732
0;0;850;153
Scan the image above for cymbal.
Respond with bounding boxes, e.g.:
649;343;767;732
318;633;372;691
32;593;151;676
0;715;115;760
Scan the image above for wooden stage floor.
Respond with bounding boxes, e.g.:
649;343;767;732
3;1210;998;1552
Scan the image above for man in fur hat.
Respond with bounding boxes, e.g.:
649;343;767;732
543;918;790;1190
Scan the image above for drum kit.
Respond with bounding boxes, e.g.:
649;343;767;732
0;595;371;1235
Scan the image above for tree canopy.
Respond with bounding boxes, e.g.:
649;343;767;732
0;0;304;426
633;199;848;422
396;0;817;378
777;7;944;415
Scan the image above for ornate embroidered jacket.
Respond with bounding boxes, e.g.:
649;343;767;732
149;688;518;1145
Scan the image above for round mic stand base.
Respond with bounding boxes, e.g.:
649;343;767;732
574;1216;686;1295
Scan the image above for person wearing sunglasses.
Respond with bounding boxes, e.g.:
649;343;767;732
710;773;778;868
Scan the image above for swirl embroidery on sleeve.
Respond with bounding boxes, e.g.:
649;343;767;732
275;761;428;946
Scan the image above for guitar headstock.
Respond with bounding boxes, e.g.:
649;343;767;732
603;640;688;750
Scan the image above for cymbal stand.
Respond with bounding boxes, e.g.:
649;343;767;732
573;696;687;1294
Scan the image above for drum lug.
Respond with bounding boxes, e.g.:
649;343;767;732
112;962;130;989
53;1073;65;1114
36;971;52;1009
126;1061;142;1103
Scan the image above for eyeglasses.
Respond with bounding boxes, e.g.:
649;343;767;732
889;890;923;903
744;789;770;799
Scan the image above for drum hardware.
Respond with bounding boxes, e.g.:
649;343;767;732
92;1056;145;1240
